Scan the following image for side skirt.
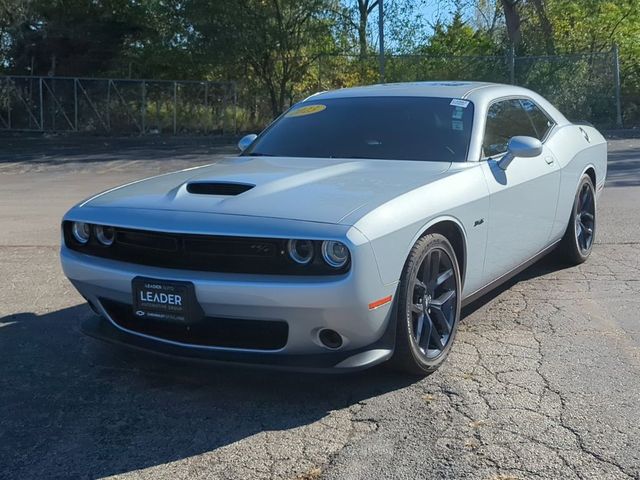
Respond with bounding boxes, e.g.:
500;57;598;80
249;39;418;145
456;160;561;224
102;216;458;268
461;240;560;307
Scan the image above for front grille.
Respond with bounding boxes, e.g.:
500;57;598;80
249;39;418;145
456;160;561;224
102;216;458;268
100;298;288;350
63;222;349;275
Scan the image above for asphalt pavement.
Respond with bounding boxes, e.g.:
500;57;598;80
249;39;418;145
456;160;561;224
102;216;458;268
0;135;639;479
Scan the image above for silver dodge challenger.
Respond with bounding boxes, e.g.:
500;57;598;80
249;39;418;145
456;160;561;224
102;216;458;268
61;82;607;375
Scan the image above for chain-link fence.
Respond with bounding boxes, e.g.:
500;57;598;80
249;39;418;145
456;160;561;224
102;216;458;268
0;76;237;134
0;48;628;135
315;48;623;129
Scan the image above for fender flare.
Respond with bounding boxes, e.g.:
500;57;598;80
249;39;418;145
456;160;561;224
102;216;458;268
405;215;469;287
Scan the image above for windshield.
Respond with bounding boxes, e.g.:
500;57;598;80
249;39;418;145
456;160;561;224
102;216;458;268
244;96;474;162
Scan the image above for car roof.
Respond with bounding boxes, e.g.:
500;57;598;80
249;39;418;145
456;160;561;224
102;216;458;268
309;81;569;126
311;81;501;100
308;81;557;104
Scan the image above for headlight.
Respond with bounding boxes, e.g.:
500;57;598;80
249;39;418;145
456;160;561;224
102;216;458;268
95;225;115;246
321;240;349;268
71;222;91;244
287;239;314;264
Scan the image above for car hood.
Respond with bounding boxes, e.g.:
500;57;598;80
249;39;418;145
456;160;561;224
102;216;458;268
83;156;452;225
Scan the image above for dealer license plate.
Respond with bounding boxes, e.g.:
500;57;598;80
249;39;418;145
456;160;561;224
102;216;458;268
132;277;199;323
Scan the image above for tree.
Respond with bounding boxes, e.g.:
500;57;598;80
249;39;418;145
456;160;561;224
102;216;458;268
117;0;205;79
422;12;498;56
530;0;554;53
500;0;521;47
0;0;33;69
4;0;147;76
545;0;640;122
354;0;379;61
188;0;336;116
496;0;554;53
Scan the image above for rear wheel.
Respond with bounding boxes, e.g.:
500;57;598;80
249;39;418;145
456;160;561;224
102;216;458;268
392;233;462;376
559;174;596;265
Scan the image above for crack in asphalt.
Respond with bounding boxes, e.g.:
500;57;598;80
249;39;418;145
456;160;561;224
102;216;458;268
2;239;639;480
2;142;639;480
320;245;640;479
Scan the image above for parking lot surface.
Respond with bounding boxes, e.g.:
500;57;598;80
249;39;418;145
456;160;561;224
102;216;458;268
1;136;639;479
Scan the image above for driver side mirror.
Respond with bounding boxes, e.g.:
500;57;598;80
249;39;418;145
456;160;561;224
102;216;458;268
237;133;258;152
498;136;542;170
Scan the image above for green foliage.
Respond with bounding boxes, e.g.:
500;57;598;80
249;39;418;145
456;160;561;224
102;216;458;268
186;0;336;116
422;13;500;57
527;0;640;125
0;0;638;127
3;0;148;75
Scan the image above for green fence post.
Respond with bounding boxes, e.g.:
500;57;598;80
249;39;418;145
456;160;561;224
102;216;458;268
508;45;515;84
233;83;238;135
173;81;177;135
141;80;146;134
73;78;78;131
106;80;111;132
613;44;623;128
39;77;44;131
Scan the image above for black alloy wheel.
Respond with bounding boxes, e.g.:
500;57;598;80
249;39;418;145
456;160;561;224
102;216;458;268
560;174;597;265
393;233;462;375
575;181;596;255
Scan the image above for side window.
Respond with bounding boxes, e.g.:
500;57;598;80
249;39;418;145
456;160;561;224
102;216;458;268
483;99;537;157
520;98;554;140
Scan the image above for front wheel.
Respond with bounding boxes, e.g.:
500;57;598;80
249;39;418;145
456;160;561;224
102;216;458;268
559;174;596;265
392;233;462;376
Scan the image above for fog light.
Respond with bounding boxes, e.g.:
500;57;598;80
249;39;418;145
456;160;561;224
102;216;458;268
287;239;314;265
319;329;343;349
72;222;91;244
95;225;115;246
321;241;349;268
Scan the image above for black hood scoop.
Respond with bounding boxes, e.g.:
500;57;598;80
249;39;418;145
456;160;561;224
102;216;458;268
186;181;255;196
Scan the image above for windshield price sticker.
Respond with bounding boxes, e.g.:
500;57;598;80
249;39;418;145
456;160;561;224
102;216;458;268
286;104;327;118
450;99;470;108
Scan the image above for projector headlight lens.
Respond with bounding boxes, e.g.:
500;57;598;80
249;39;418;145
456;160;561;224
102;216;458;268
95;225;115;246
287;239;314;265
321;241;349;268
71;222;91;244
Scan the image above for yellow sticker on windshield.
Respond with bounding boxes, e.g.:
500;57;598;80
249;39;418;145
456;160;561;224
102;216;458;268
286;104;326;118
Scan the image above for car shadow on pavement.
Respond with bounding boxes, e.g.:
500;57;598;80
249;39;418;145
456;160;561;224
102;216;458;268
461;252;569;318
0;304;414;478
0;135;237;166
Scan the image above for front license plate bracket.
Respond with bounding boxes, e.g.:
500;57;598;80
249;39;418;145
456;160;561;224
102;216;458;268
132;277;203;324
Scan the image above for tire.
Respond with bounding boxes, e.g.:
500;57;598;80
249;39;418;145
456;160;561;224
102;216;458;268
559;174;596;265
392;233;462;376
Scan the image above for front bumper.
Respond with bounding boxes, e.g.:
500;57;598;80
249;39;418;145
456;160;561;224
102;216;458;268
61;245;398;372
80;314;394;372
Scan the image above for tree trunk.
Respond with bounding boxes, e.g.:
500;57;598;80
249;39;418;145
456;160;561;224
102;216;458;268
266;80;279;118
357;0;369;83
278;75;287;115
358;8;368;61
500;0;521;48
531;0;555;54
357;0;378;77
